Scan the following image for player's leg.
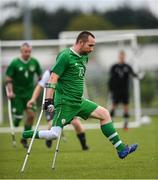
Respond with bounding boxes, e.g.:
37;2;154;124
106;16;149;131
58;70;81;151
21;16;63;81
91;106;137;158
21;108;35;149
123;104;129;131
110;103;117;118
21;97;36;149
71;117;89;150
45;111;54;148
23;104;77;141
11;97;23;127
12;97;29;148
78;99;138;159
122;91;129;130
110;91;119;118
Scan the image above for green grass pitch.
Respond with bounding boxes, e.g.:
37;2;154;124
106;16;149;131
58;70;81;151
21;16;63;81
0;117;158;179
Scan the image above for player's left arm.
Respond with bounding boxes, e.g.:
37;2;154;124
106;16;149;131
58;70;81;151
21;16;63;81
35;60;43;80
128;65;138;78
129;65;144;80
43;72;59;112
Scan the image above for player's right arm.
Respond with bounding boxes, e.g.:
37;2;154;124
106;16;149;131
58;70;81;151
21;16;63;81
5;76;15;99
5;60;16;99
27;84;42;108
27;70;51;108
44;51;69;112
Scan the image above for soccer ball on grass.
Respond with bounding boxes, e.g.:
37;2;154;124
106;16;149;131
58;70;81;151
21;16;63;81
140;116;151;125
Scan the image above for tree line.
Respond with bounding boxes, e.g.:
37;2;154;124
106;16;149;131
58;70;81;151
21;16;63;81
0;5;158;40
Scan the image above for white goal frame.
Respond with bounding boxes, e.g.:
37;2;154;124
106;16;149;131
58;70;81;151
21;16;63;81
1;29;158;128
0;34;140;129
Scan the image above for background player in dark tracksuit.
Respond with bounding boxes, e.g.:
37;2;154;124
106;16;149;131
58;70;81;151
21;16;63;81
5;43;42;148
108;50;138;130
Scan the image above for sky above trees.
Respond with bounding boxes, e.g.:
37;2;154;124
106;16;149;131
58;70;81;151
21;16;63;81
1;0;158;24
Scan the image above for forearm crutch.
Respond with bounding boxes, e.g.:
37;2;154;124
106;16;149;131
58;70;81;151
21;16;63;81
21;88;46;173
52;127;63;169
5;86;16;147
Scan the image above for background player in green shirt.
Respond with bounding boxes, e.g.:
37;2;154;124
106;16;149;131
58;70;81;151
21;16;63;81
6;42;42;148
23;31;138;159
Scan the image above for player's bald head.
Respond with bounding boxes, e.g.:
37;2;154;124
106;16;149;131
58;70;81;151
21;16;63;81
20;42;32;60
76;31;95;44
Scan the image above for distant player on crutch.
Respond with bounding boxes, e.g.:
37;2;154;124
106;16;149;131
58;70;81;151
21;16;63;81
23;31;138;169
27;69;89;150
5;42;42;149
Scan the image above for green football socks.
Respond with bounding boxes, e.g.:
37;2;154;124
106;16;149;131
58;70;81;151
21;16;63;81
13;118;21;127
101;122;125;152
23;130;39;139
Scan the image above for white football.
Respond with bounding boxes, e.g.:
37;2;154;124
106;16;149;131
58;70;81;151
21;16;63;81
141;116;151;125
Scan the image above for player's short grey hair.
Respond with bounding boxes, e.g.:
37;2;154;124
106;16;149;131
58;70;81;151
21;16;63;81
21;42;32;49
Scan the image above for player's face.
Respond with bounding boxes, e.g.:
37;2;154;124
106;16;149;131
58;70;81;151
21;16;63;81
21;46;32;60
119;51;125;64
79;36;95;55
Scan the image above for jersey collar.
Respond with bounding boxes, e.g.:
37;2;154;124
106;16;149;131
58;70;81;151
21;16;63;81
70;47;82;58
19;57;31;64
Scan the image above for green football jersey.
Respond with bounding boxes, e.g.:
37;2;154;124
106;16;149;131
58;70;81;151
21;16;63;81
6;57;42;97
51;48;88;105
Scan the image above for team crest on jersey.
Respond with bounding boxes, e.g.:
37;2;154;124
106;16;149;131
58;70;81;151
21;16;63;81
19;67;23;71
82;61;86;66
29;65;35;72
12;108;16;113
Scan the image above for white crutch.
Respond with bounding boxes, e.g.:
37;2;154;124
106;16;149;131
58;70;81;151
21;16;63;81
21;88;46;173
52;127;63;169
5;86;16;147
52;119;65;169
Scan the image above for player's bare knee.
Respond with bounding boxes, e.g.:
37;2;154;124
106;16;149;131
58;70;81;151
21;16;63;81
91;106;111;122
99;107;111;119
99;107;112;124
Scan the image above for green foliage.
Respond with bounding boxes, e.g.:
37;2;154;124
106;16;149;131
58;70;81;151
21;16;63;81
1;5;158;40
67;14;114;31
32;8;81;39
141;71;158;106
103;6;158;29
1;23;46;40
138;36;158;44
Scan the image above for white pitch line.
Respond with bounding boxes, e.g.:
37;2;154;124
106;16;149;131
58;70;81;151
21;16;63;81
0;121;140;134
